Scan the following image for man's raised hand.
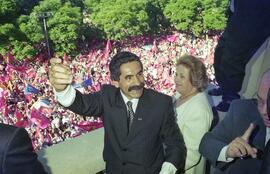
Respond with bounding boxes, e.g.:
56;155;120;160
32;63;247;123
226;123;257;159
49;57;72;92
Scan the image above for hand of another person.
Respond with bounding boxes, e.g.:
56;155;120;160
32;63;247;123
226;123;257;159
49;57;72;92
159;162;177;174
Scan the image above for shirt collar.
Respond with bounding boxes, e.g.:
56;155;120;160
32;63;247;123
120;90;139;111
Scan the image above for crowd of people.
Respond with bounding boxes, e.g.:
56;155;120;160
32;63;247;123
0;32;219;150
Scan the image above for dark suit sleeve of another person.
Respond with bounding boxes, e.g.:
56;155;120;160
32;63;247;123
160;97;186;172
3;127;47;174
199;100;245;169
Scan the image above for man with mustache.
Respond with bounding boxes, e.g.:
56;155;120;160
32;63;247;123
49;51;186;174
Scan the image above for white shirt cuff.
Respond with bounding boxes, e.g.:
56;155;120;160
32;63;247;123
54;85;76;107
159;162;177;174
217;146;234;162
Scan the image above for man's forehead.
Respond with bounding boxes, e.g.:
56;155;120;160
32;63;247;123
120;62;142;73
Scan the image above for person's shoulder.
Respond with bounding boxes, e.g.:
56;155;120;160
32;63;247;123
229;99;258;119
144;88;171;102
190;92;209;104
0;123;18;135
0;124;28;147
99;84;118;95
231;98;257;108
101;84;117;91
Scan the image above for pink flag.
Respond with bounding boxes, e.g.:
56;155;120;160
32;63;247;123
5;64;14;75
14;110;23;120
2;104;8;117
26;68;36;79
35;127;44;144
152;39;158;53
0;97;6;109
103;40;112;58
0;87;4;98
63;53;71;64
0;64;4;71
15;118;28;128
167;34;178;42
39;106;53;116
30;109;50;129
73;121;103;131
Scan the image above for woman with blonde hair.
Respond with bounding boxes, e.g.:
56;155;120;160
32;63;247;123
173;55;213;174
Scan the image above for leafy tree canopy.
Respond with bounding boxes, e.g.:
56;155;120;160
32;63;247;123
164;0;228;36
0;0;228;60
85;0;150;40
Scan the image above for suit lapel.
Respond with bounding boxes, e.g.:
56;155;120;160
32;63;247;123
127;89;150;141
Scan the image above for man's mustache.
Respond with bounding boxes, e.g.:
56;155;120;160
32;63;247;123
128;83;144;92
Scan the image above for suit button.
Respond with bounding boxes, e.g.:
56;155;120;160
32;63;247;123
122;162;126;165
122;148;127;151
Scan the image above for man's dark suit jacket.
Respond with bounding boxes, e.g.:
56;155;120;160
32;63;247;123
199;99;266;174
67;85;186;174
260;140;270;174
260;89;270;174
0;123;47;174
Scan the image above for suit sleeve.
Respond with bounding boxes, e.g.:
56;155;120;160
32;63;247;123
199;102;237;168
67;89;103;117
4;128;47;174
161;99;186;172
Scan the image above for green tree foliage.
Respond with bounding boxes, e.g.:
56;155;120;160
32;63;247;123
0;0;18;23
47;3;82;56
145;0;170;33
0;24;16;55
19;0;82;57
85;0;150;40
201;0;228;32
11;40;37;61
0;0;38;61
164;0;228;36
0;0;228;60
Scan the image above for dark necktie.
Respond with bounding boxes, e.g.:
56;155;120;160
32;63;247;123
127;101;135;130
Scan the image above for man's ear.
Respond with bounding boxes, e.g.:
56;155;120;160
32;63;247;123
111;80;119;88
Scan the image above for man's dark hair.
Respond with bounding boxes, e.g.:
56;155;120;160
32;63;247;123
109;51;143;81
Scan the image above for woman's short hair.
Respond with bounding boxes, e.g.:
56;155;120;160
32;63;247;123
176;55;208;92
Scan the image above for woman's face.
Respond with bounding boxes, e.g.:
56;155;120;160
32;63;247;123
174;64;195;95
